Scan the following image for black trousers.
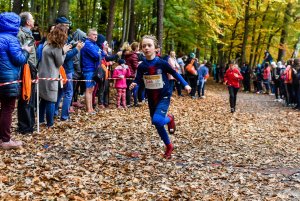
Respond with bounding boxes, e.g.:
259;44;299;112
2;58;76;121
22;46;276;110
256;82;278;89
126;79;133;105
228;86;239;109
17;84;36;134
98;79;109;105
188;76;197;97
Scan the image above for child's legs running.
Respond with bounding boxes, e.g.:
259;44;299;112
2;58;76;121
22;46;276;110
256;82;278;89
150;97;171;145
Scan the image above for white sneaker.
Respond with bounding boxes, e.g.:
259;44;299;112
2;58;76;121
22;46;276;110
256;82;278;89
202;96;206;99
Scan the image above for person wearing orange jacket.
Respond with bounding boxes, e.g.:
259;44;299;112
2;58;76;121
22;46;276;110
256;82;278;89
224;62;244;113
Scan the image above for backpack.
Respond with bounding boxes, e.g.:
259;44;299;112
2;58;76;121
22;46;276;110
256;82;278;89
93;64;106;82
186;59;198;75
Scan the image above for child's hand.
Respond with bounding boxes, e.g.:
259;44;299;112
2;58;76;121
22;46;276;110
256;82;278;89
119;75;125;78
185;85;191;93
129;82;137;90
234;73;239;78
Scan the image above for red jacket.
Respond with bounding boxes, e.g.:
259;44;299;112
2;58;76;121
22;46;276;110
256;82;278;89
224;67;243;88
124;52;139;78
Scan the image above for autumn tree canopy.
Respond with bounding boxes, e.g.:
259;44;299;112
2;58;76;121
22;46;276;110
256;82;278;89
1;0;299;66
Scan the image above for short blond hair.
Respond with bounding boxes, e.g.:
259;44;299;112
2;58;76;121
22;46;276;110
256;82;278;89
87;28;97;36
140;35;158;49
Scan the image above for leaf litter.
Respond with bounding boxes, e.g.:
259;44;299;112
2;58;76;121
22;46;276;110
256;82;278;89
1;81;300;200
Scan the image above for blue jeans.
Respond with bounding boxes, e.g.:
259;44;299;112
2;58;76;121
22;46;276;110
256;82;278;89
132;84;138;105
39;98;55;127
197;79;206;97
55;73;73;120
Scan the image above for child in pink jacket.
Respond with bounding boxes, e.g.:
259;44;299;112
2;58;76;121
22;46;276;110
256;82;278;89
113;59;130;108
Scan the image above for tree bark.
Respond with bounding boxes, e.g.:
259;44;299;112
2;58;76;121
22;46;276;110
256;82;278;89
241;0;250;65
121;0;128;45
157;0;164;53
30;0;35;12
151;1;157;34
125;0;131;42
292;36;300;58
90;0;97;27
106;0;117;45
253;3;269;66
277;2;293;62
48;0;58;24
227;19;240;63
128;0;136;43
12;0;22;14
99;0;108;35
58;0;69;18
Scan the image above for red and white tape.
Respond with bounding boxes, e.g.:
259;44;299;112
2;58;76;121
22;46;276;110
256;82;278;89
0;77;134;87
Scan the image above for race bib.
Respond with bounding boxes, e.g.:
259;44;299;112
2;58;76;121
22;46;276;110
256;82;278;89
143;74;163;89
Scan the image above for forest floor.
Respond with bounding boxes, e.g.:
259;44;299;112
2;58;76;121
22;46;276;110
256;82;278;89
1;80;300;200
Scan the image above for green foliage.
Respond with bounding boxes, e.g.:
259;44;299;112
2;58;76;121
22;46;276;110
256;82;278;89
3;0;300;62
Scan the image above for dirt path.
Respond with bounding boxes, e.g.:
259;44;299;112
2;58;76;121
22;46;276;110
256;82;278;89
1;80;300;200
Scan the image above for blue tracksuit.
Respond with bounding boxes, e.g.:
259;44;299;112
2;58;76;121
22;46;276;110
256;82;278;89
133;56;188;145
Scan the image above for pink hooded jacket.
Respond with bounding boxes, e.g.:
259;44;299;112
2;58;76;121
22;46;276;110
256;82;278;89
112;65;130;88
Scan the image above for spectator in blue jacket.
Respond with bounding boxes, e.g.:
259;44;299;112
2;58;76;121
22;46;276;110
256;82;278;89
80;28;100;114
197;62;209;98
0;12;31;149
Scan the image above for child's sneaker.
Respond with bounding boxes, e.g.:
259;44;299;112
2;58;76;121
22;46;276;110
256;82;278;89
167;114;176;134
0;139;23;150
164;143;174;159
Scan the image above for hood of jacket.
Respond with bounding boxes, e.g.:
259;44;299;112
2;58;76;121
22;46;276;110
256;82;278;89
72;29;86;42
0;12;20;36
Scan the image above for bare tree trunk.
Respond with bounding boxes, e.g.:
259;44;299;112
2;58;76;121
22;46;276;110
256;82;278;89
151;1;157;34
241;0;250;65
30;0;34;12
121;0;128;45
277;2;293;62
292;36;300;58
157;0;164;53
253;3;270;66
23;0;29;10
227;19;240;63
106;0;117;45
48;0;58;24
128;0;135;43
12;0;22;14
99;0;108;35
58;0;69;18
90;0;97;27
125;0;131;42
249;0;259;68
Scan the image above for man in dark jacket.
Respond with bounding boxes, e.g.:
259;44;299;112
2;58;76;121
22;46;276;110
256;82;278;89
17;12;37;134
0;12;31;149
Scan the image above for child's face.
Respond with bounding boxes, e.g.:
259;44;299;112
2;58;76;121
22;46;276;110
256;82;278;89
141;38;156;60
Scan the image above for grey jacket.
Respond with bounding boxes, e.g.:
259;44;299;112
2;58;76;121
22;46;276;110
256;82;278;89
17;27;37;66
38;42;65;102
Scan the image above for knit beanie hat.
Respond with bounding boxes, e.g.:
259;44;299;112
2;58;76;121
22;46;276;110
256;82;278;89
55;17;71;24
118;59;126;65
189;52;195;58
96;34;106;49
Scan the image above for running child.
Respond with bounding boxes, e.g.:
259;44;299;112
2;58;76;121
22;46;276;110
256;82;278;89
129;35;191;159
